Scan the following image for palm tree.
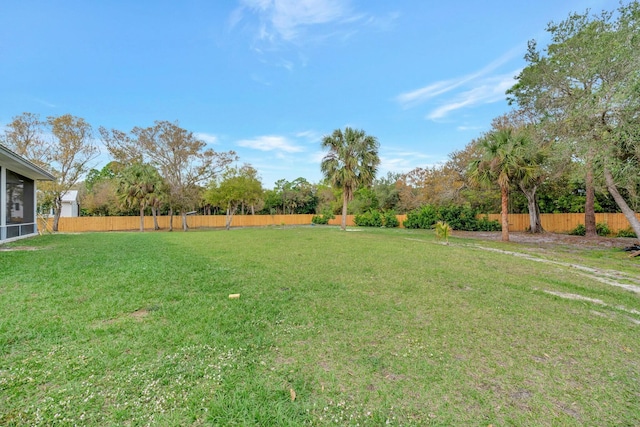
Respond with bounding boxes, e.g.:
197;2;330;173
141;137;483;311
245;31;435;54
117;163;164;231
468;128;536;242
321;128;380;230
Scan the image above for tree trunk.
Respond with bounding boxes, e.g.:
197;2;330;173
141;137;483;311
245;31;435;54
139;205;144;232
500;185;509;242
52;197;62;232
181;212;188;231
225;207;233;230
152;206;159;230
519;184;543;233
251;205;255;215
604;168;640;242
169;207;173;231
584;160;597;237
341;192;348;231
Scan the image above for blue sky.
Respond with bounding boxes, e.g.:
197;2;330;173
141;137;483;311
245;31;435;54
0;0;622;188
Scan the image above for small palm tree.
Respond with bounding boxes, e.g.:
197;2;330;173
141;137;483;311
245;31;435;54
435;221;452;244
321;128;380;230
117;163;164;231
468;128;535;242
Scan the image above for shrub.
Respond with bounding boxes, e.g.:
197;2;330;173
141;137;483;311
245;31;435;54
476;216;502;231
311;215;329;225
438;205;477;231
569;222;611;236
403;204;500;231
616;227;637;238
569;224;586;236
596;222;611;236
312;209;334;225
353;209;399;228
354;210;383;227
403;205;439;229
383;211;399;228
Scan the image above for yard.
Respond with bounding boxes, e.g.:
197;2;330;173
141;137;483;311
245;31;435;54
1;227;639;426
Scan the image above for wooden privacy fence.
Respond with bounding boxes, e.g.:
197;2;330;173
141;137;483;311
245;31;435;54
46;214;316;232
484;213;640;233
42;213;637;233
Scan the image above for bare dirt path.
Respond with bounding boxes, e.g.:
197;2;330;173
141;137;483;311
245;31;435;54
451;231;640;294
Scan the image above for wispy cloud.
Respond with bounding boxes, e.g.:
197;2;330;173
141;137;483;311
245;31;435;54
378;148;438;175
379;155;436;175
250;73;272;85
34;98;57;108
396;45;524;120
426;71;519;120
195;132;219;145
238;0;349;41
237;135;305;153
295;129;322;142
230;0;388;50
397;79;468;108
456;125;485;132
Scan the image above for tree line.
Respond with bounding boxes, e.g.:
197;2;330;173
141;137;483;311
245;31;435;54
1;2;638;238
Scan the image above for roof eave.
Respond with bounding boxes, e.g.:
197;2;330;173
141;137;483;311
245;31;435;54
0;144;55;181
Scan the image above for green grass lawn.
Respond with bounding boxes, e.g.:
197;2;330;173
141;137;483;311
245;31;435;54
1;227;639;426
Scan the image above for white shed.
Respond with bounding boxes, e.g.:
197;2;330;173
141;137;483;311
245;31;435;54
60;190;80;217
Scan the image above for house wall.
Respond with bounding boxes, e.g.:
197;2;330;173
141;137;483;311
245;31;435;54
61;201;79;217
0;165;38;242
0;165;5;240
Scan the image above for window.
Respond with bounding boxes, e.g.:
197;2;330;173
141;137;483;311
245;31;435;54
5;170;35;237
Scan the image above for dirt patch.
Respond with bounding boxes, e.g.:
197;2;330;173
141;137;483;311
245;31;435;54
130;308;150;321
452;231;638;249
0;246;41;252
438;231;640;294
469;245;640;293
544;291;604;304
381;371;406;381
99;308;150;326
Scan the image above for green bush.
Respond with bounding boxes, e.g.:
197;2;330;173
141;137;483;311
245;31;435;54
354;210;383;227
311;215;329;225
403;205;439;229
569;224;586;235
476;216;502;231
596;222;611;236
616;227;637;238
569;222;611;236
353;209;399;228
403;204;500;231
312;209;334;225
383;211;399;228
438;205;476;230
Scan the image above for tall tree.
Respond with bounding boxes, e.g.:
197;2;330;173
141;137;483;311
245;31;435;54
507;2;640;237
491;113;552;233
321;127;380;230
1;113;50;166
468;128;536;242
103;121;236;231
46;115;99;231
4;113;99;231
82;162;121;216
373;172;400;212
204;164;263;229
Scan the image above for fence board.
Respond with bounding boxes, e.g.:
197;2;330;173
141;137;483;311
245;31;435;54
484;213;640;233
